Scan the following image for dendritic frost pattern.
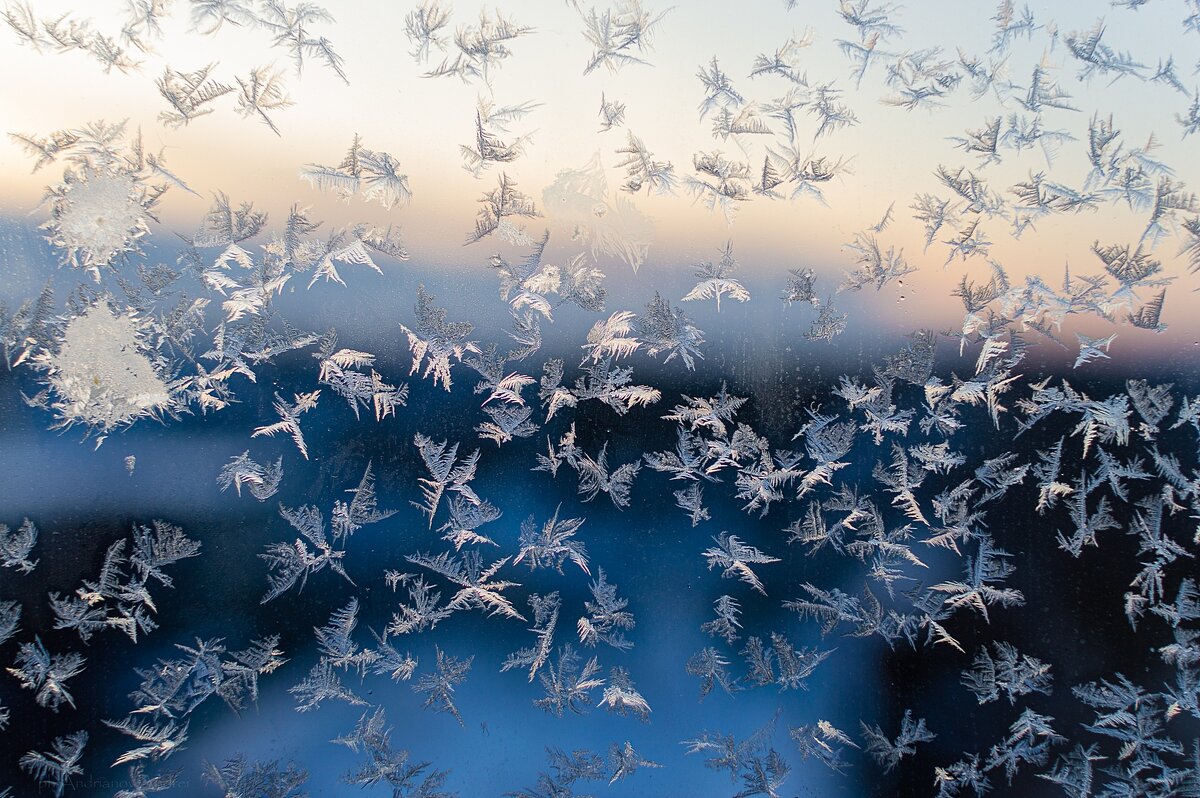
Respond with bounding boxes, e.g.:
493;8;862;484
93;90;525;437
2;1;1200;797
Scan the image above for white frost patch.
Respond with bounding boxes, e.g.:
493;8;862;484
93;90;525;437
50;171;149;274
47;303;171;431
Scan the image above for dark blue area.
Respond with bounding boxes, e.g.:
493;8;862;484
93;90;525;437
0;221;1197;797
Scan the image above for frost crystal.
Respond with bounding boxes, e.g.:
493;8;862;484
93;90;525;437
50;171;148;272
39;302;172;433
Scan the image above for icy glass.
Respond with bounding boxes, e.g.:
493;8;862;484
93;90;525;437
0;1;1198;796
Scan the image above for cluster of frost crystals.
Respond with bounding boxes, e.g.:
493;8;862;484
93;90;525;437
39;302;171;433
12;121;183;281
47;169;149;274
6;1;1200;796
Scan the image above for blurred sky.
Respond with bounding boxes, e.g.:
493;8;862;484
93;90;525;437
1;0;1198;349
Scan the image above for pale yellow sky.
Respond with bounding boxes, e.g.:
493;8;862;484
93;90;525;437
1;0;1197;347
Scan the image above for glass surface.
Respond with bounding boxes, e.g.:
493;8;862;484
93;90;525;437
0;2;1198;796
